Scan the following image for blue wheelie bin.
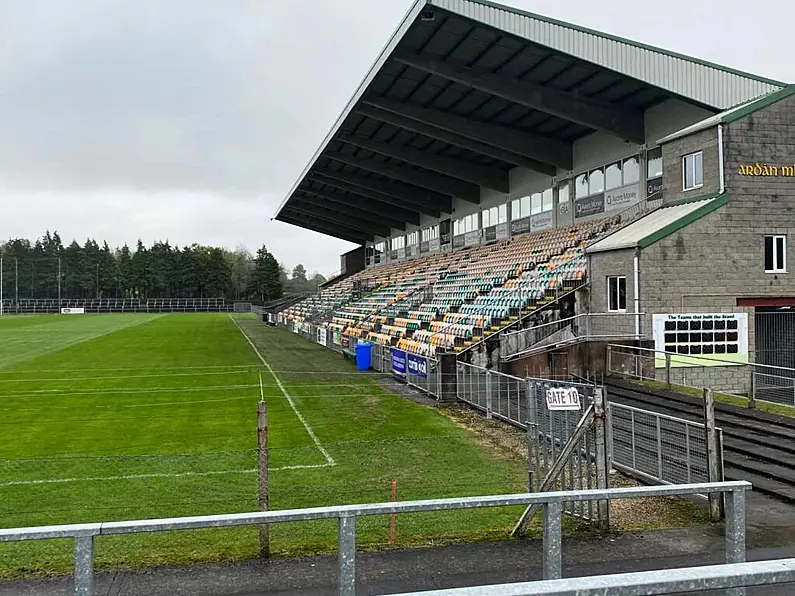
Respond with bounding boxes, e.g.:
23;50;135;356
355;342;372;371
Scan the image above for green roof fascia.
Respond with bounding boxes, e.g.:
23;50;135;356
637;193;729;249
721;84;795;124
448;0;787;88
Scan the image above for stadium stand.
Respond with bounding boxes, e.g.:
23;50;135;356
280;218;613;356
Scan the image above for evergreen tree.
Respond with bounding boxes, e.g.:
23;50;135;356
247;245;283;301
0;232;300;301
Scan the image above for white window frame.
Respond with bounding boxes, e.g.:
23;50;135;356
765;235;787;273
607;276;627;312
682;151;703;191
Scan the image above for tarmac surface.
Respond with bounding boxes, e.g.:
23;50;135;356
2;492;794;596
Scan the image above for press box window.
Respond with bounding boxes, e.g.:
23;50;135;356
607;276;627;312
682;151;703;191
765;235;786;273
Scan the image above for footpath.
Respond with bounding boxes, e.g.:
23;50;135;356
3;493;794;596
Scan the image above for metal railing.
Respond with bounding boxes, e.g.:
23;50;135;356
0;482;751;596
455;362;722;501
456;362;529;427
610;402;718;489
501;312;647;361
370;343;441;398
457;284;583;357
607;343;795;407
389;557;793;596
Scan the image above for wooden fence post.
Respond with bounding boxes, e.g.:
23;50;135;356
703;388;723;522
258;400;270;559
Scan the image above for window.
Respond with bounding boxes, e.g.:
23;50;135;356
607;276;627;312
481;205;508;228
531;193;542;215
682;151;703;190
454;213;478;235
765;235;787;272
541;188;553;212
575;173;589;198
605;162;622;190
558;181;570;204
406;231;419;246
646;147;662;179
589;168;605;194
421;225;439;242
575;156;641;198
374;241;385;254
623;156;640;185
511;196;532;219
391;236;405;251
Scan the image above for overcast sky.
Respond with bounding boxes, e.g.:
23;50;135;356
0;0;790;275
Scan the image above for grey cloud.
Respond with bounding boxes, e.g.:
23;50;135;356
0;0;792;273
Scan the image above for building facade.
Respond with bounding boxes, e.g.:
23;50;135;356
586;87;795;392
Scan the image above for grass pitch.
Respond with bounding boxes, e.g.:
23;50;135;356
0;313;530;578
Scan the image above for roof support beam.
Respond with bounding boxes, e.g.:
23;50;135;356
337;133;509;193
313;169;447;216
393;52;646;144
359;100;567;172
300;182;420;225
324;151;480;204
281;210;374;242
294;190;408;230
286;202;392;237
278;214;368;244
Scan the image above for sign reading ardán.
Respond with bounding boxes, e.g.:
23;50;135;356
738;164;795;177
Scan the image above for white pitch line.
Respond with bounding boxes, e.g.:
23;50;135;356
229;314;336;467
0;464;333;487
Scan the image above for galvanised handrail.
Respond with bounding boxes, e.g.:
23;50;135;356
387;558;795;596
0;481;751;596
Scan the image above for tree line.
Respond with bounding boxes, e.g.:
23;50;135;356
0;231;328;302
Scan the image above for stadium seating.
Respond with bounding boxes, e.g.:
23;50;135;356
280;218;615;356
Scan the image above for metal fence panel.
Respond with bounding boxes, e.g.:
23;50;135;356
609;403;711;487
607;344;795;407
527;378;600;521
405;354;441;398
455;363;603;521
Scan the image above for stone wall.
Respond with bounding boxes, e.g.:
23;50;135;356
661;126;720;204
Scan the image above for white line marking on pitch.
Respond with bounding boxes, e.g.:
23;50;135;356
229;314;335;467
0;464;331;487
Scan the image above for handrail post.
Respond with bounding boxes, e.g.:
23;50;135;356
338;514;357;596
74;535;95;596
542;501;563;580
665;353;671;388
485;370;493;419
725;488;747;596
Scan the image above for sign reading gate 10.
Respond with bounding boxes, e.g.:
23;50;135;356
545;387;581;411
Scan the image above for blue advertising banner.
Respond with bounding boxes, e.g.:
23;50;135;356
407;353;427;378
391;349;407;379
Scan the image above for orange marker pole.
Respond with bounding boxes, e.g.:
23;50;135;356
390;480;397;545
